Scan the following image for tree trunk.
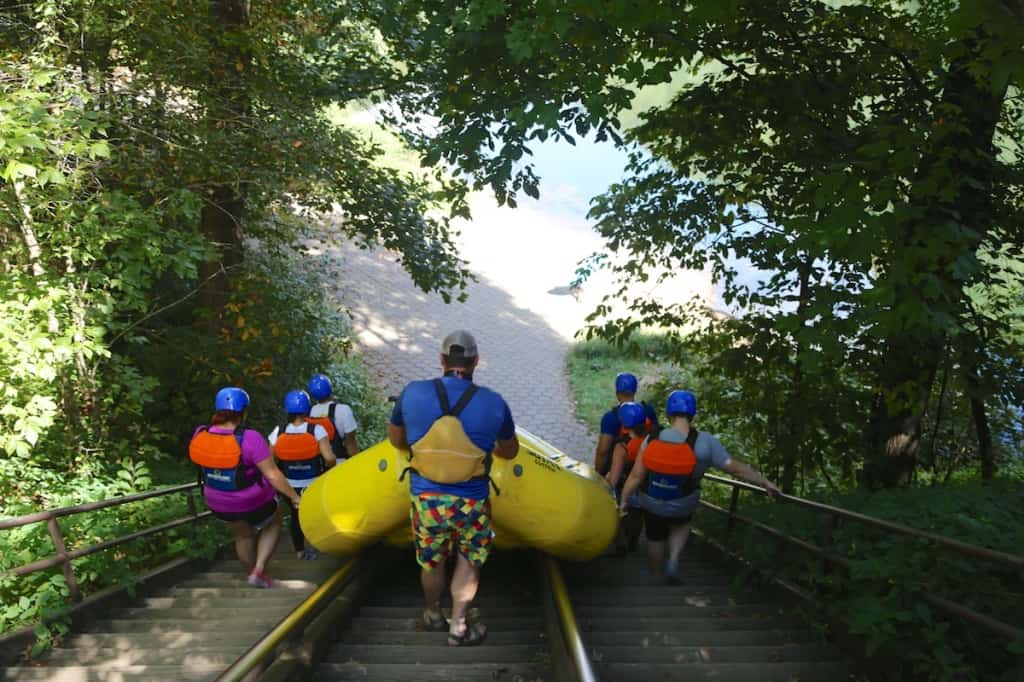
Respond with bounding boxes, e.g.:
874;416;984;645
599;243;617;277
927;352;951;474
197;0;250;318
864;28;1009;488
781;256;812;494
970;393;995;480
964;353;997;480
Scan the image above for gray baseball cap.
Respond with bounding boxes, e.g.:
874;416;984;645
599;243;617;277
441;330;478;357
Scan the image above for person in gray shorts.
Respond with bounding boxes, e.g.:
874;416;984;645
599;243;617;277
619;390;780;583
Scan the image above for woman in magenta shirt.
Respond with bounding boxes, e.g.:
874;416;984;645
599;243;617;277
189;387;301;588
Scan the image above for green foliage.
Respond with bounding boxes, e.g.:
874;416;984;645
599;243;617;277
0;459;225;642
1;0;421;649
569;332;1024;678
697;480;1024;681
381;0;1024;486
127;243;390;441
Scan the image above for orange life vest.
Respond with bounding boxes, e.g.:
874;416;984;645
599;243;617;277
599;401;658;477
189;427;257;492
275;424;320;461
307;403;346;455
626;436;645;462
642;429;700;501
274;423;325;485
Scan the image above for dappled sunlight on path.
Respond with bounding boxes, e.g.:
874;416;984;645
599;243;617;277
320;235;596;462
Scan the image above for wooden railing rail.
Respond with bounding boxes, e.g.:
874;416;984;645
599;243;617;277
0;483;208;603
700;474;1023;643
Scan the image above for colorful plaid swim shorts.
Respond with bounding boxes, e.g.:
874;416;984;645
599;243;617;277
410;493;493;569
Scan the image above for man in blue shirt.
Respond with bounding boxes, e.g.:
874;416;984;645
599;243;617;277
388;330;519;647
594;372;660;476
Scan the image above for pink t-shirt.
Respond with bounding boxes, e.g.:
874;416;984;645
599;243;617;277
194;426;276;513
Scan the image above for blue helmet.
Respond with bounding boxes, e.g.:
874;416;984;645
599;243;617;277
215;387;249;412
618;402;646;429
284;390;312;415
307;373;332;401
615;372;638;394
666;390;698;418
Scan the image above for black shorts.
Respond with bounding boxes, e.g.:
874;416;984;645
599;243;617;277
643;509;692;542
212;499;278;529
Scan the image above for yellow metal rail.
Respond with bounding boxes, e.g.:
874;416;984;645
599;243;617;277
216;557;360;682
542;554;598;682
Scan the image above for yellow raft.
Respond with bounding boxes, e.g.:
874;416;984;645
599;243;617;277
298;427;618;561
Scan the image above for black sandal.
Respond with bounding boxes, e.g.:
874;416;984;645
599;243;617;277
448;620;487;647
421;609;449;632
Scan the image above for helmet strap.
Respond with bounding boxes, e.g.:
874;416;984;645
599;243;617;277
444;369;474;381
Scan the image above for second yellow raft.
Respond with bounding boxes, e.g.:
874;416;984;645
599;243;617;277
299;427;617;561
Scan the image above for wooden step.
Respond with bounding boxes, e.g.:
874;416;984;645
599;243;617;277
596;661;855;681
582;629;818;647
0;664;222;681
346;615;545;632
578;615;803;632
337;630;548;646
326;644;546;664
312;662;550;681
588;643;844;664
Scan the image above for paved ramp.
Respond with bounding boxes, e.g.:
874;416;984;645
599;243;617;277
321;239;596;461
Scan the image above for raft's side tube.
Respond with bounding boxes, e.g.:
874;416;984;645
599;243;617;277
299;427;617;561
299;440;408;555
491;428;618;561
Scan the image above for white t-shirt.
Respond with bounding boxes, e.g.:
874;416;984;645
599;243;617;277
268;421;330;489
309;401;358;436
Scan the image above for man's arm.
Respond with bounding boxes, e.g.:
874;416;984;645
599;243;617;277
493;401;519;459
387;391;407;449
343;432;359;457
719;458;780;495
619;452;647;512
494;437;519;459
605;443;626;484
593;433;614;472
387;423;408;450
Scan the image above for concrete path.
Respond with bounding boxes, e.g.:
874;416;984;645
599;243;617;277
318;238;596;462
313;195;714;462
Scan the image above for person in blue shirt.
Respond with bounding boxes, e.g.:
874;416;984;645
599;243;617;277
388;330;519;647
594;372;660;476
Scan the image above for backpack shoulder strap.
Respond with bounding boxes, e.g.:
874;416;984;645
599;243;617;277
433;378;451;416
449;384;479;417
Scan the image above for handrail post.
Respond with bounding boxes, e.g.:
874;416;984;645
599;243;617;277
726;486;741;543
186;490;199;543
821;514;839;575
46;516;81;603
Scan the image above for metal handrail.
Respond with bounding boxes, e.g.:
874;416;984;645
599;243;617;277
216;557;360;682
0;482;206;602
0;482;200;529
699;476;1024;643
703;474;1024;570
542;554;598;682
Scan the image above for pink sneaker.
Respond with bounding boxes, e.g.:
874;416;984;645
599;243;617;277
247;570;275;588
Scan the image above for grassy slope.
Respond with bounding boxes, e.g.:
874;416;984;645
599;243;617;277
566;335;670;429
